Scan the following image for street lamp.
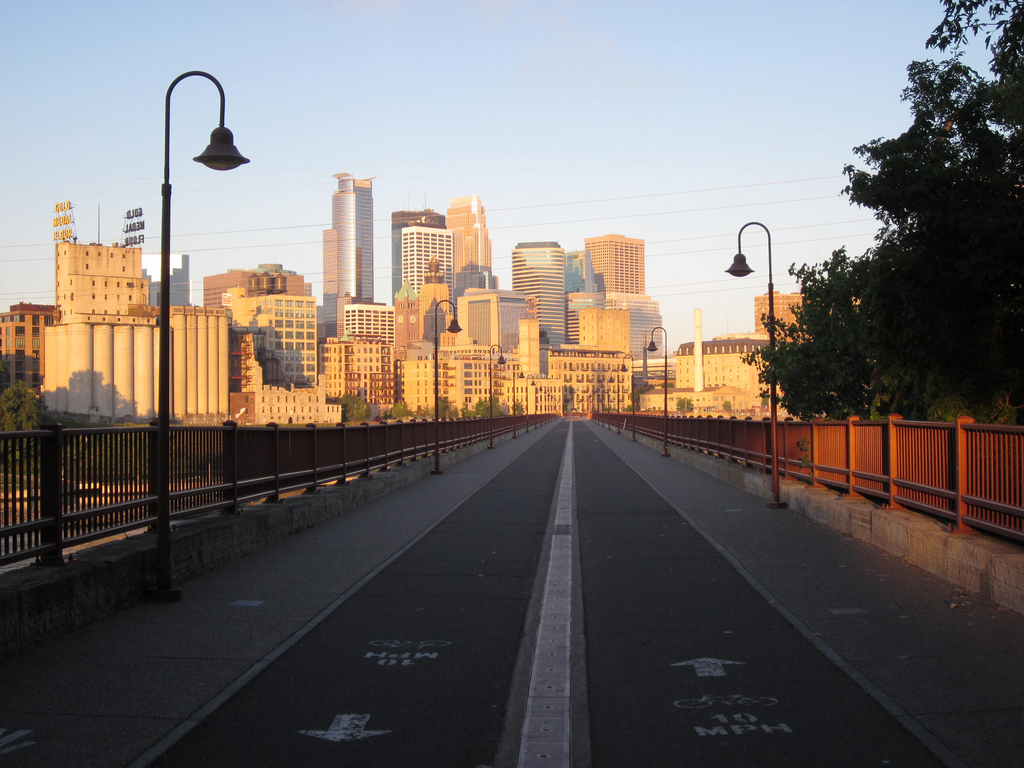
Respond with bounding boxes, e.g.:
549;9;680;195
152;71;248;603
528;379;535;432
727;221;787;509
621;354;635;439
432;299;461;475
510;365;525;436
488;344;505;448
647;327;669;457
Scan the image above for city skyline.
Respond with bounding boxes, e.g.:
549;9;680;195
0;2;991;347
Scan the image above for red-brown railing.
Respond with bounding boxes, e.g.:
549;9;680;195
0;414;554;568
593;412;1024;544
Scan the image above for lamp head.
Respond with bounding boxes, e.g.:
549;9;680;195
726;253;754;278
497;354;507;366
647;339;658;353
446;317;462;334
194;126;250;171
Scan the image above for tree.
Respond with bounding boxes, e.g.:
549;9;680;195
472;396;501;417
340;393;372;424
748;249;878;420
0;381;47;432
844;56;1024;422
389;402;414;420
676;397;693;412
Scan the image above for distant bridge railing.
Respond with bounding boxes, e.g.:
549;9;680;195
0;414;554;569
592;412;1024;545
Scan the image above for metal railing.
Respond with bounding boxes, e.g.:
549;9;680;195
592;412;1024;544
1;414;553;568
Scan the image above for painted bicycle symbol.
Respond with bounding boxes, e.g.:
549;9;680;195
674;694;779;709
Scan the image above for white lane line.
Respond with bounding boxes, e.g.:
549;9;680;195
518;423;574;767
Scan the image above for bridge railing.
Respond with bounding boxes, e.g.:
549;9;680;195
593;412;1024;544
0;414;553;568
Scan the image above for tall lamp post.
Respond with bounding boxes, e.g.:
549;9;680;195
621;353;635;439
528;379;535;432
432;299;461;475
152;71;248;603
488;344;505;448
727;221;787;509
646;327;669;457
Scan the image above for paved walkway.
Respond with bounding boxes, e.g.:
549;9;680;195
0;420;1021;767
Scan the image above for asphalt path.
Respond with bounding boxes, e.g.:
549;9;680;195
573;425;945;767
147;423;570;768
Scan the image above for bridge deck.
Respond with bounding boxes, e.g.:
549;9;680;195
1;419;1021;767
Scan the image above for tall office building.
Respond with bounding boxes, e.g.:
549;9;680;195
391;209;445;300
203;264;309;308
565;250;596;294
447;195;496;299
141;252;191;307
323;173;374;337
456;288;529;352
401;226;454;294
604;292;663;360
511;242;567;347
585;234;645;294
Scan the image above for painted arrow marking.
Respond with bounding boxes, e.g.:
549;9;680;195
0;728;36;756
299;714;391;743
671;658;745;677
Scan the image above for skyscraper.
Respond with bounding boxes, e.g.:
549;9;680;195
391;209;445;300
401;226;454;295
512;241;566;346
585;234;645;294
323;174;374;337
447;195;495;299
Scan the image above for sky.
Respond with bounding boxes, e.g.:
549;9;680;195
0;0;993;348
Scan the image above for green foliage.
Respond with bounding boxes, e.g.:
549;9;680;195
389;402;414;420
748;249;877;420
844;55;1024;423
676;397;693;412
766;7;1024;424
471;396;503;417
340;393;372;424
0;381;47;432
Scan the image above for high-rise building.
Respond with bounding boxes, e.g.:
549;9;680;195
755;292;802;334
565;250;595;294
320;338;394;406
586;234;645;294
447;195;495;299
391;209;445;300
225;287;319;388
323;173;374;337
1;303;54;392
203;264;309;308
511;242;567;347
402;226;454;294
341;303;395;345
565;292;604;345
578;307;630;355
456;288;529;352
141;252;191;307
604;292;663;360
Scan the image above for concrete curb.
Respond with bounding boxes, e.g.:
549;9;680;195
626;429;1024;616
0;436;504;661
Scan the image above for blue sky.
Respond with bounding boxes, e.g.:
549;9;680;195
0;0;991;344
